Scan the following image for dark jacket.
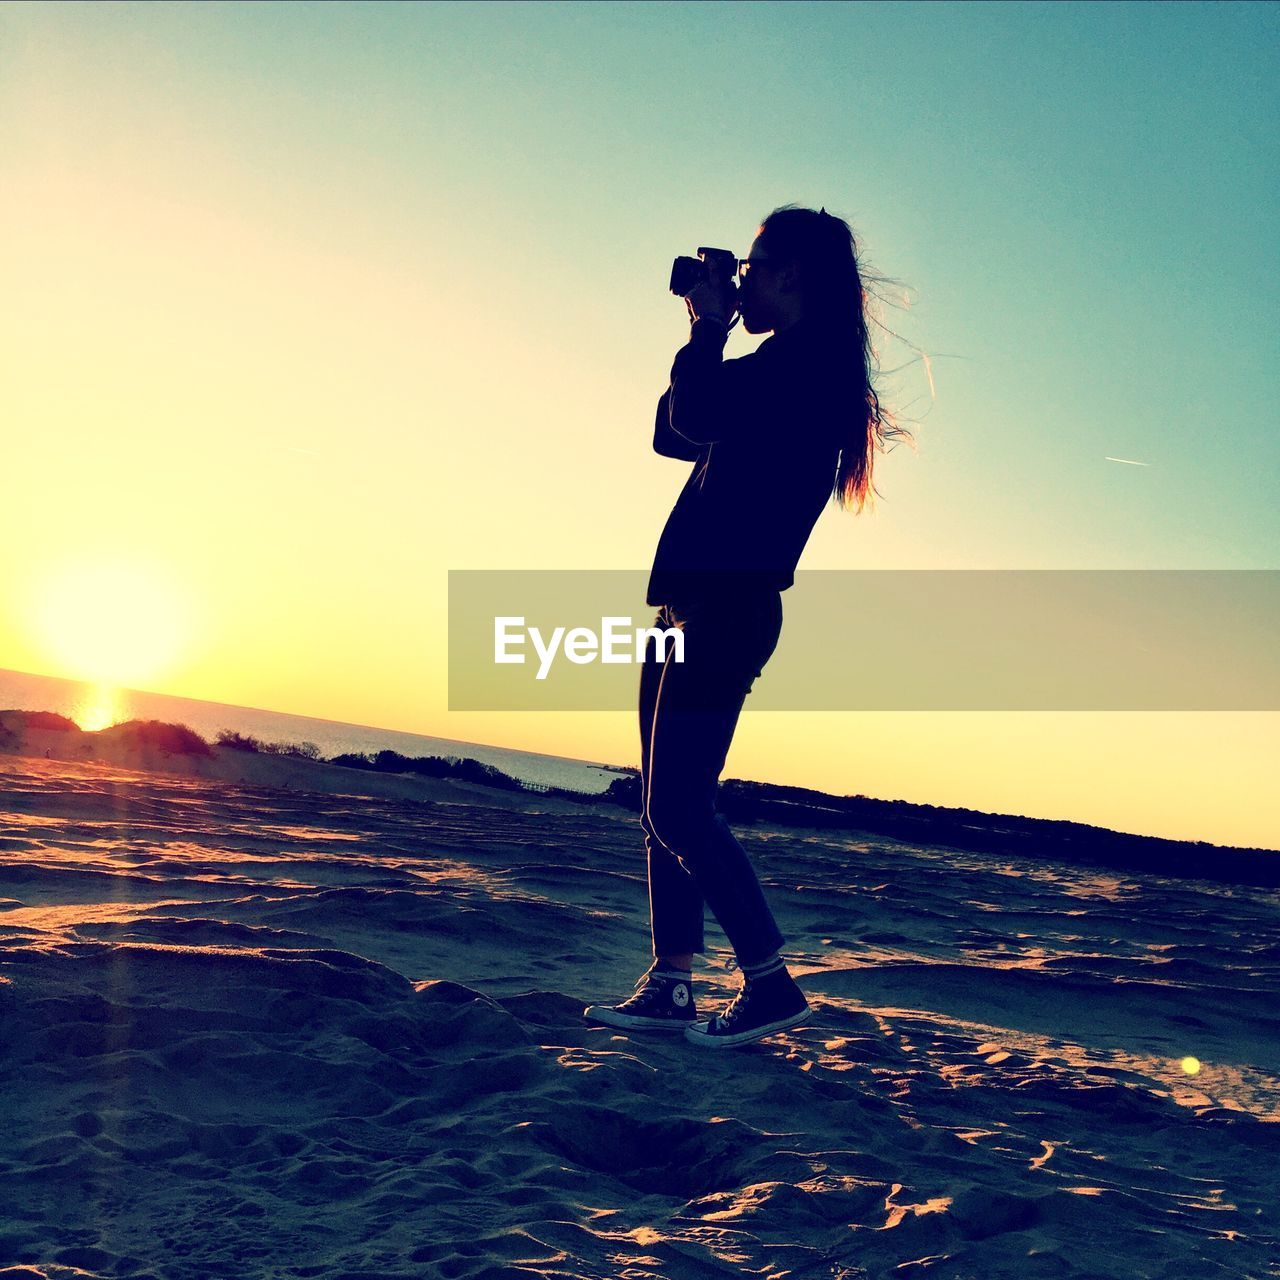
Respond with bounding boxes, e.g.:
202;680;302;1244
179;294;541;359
646;315;853;608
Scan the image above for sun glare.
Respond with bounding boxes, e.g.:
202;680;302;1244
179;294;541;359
74;685;124;732
30;555;188;688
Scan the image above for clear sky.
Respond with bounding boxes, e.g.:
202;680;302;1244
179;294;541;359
2;1;1277;848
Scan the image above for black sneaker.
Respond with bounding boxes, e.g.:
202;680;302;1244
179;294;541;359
684;966;811;1048
583;963;696;1032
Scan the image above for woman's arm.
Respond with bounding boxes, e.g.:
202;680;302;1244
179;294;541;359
666;318;777;447
653;389;704;460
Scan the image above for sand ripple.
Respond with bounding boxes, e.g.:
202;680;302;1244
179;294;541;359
1;755;1277;1279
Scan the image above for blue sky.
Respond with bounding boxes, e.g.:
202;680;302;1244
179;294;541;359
114;0;1277;567
8;0;1275;567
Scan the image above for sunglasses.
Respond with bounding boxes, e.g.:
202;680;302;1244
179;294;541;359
736;257;775;280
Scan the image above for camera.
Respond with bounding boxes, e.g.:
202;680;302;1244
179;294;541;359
669;246;738;298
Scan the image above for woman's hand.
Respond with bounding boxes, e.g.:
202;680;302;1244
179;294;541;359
684;273;736;327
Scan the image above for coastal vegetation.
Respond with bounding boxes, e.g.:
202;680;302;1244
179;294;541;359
2;708;1276;887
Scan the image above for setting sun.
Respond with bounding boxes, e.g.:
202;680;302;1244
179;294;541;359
28;555;189;688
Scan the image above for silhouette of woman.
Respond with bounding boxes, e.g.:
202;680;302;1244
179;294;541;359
584;206;906;1048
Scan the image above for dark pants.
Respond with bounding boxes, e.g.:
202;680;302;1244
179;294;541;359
638;589;786;967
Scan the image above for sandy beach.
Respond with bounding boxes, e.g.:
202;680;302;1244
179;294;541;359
1;741;1277;1280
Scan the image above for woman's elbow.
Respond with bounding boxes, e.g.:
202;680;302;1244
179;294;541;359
656;446;699;461
667;394;716;446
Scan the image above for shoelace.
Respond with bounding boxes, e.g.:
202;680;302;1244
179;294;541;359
706;956;741;1027
717;972;754;1028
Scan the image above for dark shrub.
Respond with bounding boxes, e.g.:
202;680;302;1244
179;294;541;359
218;733;321;760
9;710;79;732
602;774;642;812
328;752;375;770
448;757;524;791
399;755;455;779
327;748;531;794
101;720;213;757
258;740;321;760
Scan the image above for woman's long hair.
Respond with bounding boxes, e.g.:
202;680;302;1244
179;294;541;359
757;205;914;514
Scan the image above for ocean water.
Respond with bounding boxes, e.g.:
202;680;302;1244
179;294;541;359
0;667;625;794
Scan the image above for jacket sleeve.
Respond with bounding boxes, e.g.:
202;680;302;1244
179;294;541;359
666;318;778;447
652;388;704;460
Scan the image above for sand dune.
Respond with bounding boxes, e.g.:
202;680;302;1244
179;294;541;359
1;752;1277;1279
